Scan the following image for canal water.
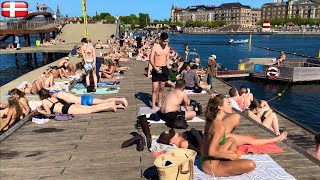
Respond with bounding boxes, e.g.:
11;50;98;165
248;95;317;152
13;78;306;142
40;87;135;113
170;34;320;132
1;36;68;86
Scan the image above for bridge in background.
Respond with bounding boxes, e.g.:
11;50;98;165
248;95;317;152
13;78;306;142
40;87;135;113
0;11;64;48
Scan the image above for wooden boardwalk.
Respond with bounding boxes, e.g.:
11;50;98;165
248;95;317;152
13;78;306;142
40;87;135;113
1;59;319;179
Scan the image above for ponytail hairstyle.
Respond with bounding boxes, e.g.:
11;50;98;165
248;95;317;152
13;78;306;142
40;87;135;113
7;97;23;119
9;88;25;98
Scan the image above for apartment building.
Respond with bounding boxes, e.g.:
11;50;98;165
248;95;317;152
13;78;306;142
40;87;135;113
261;0;320;20
171;3;261;28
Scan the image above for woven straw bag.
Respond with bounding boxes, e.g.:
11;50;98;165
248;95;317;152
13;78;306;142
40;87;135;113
154;148;197;180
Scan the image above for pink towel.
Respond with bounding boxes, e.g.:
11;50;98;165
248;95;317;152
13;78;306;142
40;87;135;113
238;136;285;154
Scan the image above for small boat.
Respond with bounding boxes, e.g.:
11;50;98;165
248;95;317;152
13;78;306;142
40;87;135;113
228;39;249;44
237;58;320;82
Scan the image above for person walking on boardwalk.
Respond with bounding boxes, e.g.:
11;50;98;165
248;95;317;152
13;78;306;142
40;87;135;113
149;32;170;112
81;38;97;91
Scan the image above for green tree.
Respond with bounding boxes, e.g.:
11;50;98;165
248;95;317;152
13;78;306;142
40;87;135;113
138;13;150;28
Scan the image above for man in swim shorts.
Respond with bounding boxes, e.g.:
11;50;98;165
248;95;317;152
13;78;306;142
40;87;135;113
149;32;170;112
160;79;196;122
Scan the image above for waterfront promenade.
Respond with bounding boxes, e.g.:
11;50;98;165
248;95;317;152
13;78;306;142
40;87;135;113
1;57;319;179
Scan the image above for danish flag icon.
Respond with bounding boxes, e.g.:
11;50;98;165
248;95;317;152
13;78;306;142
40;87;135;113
1;1;28;18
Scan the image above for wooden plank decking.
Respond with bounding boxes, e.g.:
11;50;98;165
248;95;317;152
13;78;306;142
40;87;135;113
1;59;319;179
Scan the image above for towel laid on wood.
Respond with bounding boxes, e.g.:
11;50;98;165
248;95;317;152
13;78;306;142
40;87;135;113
137;107;205;123
184;89;207;95
193;154;296;180
71;87;119;95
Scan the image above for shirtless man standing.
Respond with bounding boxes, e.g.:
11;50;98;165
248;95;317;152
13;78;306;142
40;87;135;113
149;32;170;112
160;79;196;122
81;38;97;90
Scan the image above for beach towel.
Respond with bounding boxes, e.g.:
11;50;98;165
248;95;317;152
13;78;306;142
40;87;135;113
193;154;296;180
73;82;120;89
237;136;285;155
71;87;119;95
100;76;123;82
28;100;42;111
137;107;205;124
184;89;207;95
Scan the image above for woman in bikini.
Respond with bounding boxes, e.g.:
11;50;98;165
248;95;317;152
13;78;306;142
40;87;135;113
36;89;123;115
1;88;30;120
81;38;97;90
201;94;256;177
100;58;116;79
245;99;281;136
0;97;23;131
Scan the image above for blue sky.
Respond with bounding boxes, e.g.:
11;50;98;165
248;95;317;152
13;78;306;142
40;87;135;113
6;0;273;19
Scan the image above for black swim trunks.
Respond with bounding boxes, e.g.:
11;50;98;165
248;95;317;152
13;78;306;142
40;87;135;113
152;66;169;82
160;111;185;122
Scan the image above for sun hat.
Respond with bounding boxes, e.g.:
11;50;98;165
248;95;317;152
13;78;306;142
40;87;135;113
158;128;176;145
210;54;217;59
65;56;70;60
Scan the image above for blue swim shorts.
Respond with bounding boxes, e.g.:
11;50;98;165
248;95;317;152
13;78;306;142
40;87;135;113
81;95;94;106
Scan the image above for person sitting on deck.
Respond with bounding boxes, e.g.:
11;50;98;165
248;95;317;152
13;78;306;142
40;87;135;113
7;43;14;49
1;89;30;120
36;89;124;115
99;58;116;79
158;126;287;156
95;40;103;49
237;85;254;110
229;87;242;111
0;97;24;131
274;51;286;65
51;91;128;108
159;79;197;123
245;99;281;136
307;133;320;160
200;94;256;177
182;63;201;91
58;57;75;78
166;63;181;88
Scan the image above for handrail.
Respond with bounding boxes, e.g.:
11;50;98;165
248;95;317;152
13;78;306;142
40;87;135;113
1;19;53;30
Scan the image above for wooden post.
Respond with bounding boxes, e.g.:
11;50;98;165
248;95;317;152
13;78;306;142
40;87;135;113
24;34;30;47
318;49;320;60
249;34;252;46
43;52;47;64
52;31;56;39
1;41;5;49
46;32;50;41
34;53;38;67
40;33;44;42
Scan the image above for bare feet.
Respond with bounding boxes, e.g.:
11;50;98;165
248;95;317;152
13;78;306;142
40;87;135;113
117;104;126;110
150;106;157;113
121;98;128;108
276;131;288;142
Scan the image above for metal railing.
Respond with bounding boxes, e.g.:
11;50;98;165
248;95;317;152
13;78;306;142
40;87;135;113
0;19;61;30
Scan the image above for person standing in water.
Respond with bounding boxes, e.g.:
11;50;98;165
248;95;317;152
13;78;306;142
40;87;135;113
81;38;97;91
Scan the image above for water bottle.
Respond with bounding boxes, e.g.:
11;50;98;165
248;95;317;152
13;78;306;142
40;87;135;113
65;83;69;92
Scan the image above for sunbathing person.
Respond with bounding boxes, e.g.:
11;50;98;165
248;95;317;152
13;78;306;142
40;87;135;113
274;51;286;65
158;126;287;155
245;99;281;136
36;89;123;115
95;40;103;49
100;59;116;79
159;79;197;122
58;57;75;77
182;63;200;90
8;88;30;116
19;78;46;95
81;38;97;90
166;63;180;88
307;133;320;160
0;97;23;131
237;85;253;110
201;94;256;177
52;91;128;108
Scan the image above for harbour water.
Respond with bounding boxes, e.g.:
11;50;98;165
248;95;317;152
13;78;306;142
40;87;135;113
170;34;320;132
0;52;68;86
